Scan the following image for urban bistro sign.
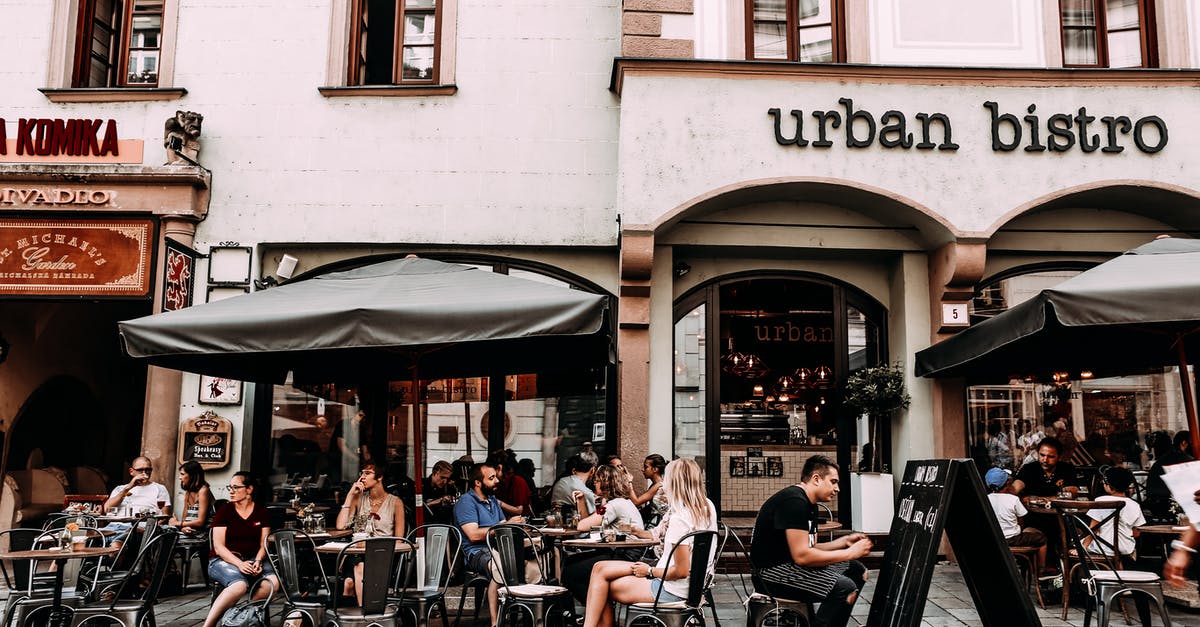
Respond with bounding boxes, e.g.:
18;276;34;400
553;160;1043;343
768;99;1168;154
0;218;154;296
0;118;144;164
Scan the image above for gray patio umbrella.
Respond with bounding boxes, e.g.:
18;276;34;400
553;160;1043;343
915;237;1200;452
119;256;612;522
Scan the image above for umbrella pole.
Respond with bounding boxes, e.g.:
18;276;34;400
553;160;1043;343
1176;341;1200;457
412;363;425;527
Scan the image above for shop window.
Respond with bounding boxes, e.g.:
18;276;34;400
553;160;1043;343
72;0;165;87
746;0;845;62
1060;0;1157;68
673;274;886;515
966;269;1189;513
349;0;440;85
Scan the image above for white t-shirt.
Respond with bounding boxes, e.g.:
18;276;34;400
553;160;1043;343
109;482;170;512
601;497;644;530
1087;495;1144;557
986;492;1027;539
655;498;717;600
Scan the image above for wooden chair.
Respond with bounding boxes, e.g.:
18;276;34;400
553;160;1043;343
1051;499;1124;621
1008;545;1045;609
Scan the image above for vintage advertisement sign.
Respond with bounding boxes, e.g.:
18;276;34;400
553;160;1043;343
162;238;196;311
178;412;233;470
0;219;154;296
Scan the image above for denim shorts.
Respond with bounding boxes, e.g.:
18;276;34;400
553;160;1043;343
649;578;686;604
208;557;275;589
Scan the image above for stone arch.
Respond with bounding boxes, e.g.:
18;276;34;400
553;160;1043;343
2;375;112;474
984;179;1200;239
647;176;962;250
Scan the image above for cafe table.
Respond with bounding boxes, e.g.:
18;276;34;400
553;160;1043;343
315;537;414;554
0;545;118;627
560;537;659;550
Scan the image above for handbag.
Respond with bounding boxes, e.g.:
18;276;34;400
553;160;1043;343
219;603;267;627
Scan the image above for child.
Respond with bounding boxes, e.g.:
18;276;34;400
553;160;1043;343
1085;465;1151;625
984;467;1051;577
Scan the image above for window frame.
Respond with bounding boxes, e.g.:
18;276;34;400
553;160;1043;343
347;0;442;86
743;0;846;63
1058;0;1158;68
71;0;166;88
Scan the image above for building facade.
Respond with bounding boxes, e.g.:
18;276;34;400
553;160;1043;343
1;0;1198;520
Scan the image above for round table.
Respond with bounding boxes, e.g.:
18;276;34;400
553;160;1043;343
561;537;659;550
1137;524;1190;536
316;539;413;554
535;528;587;538
0;546;118;627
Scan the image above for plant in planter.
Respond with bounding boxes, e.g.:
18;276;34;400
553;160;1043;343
842;362;911;473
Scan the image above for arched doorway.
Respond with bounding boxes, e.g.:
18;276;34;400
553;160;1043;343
673;271;886;516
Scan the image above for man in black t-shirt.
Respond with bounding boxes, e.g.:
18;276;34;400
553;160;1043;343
750;455;872;627
1011;436;1078;568
1012;436;1079;498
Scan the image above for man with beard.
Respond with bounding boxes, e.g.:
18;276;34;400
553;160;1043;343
1012;436;1078;569
454;463;525;626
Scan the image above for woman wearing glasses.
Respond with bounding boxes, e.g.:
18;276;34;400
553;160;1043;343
204;472;278;627
334;462;404;606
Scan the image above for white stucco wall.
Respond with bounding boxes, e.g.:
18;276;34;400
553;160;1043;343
617;75;1200;235
869;0;1047;67
0;0;623;248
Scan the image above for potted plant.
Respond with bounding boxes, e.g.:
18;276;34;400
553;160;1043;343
841;362;910;533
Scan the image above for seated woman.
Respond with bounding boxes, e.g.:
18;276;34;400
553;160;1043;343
562;464;646;602
581;458;717;627
204;472;278;627
168;460;213;536
629;454;668;526
334;462;405;606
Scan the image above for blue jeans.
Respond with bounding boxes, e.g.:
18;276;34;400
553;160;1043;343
208;558;275;589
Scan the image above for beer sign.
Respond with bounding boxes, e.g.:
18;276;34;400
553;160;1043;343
178;412;232;470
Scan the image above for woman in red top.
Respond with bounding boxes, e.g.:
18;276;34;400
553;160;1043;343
203;471;278;627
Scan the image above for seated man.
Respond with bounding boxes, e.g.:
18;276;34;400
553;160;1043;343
423;460;458;526
984;467;1050;578
1011;436;1078;563
103;456;171;546
550;455;596;517
1085;466;1152;626
454;463;524;627
751;455;871;627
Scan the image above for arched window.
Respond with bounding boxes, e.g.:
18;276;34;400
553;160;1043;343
673;272;885;515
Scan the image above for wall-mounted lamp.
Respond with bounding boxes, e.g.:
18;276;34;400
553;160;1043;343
673;262;691;278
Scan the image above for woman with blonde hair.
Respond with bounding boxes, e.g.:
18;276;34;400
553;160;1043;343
580;458;717;627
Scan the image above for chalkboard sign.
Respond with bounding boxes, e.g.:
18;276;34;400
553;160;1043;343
866;459;1040;627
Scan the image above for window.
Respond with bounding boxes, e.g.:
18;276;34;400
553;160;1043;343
1060;0;1157;68
72;0;164;87
745;0;845;62
349;0;440;85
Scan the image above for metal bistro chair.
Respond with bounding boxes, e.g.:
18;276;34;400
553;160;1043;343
43;513;99;531
8;526;112;627
80;511;165;601
66;530;180;627
487;524;573;627
622;529;718;627
397;524;461;627
0;528;63;627
1061;512;1172;627
722;522;813;627
266;529;335;627
1053;499;1124;621
327;535;414;627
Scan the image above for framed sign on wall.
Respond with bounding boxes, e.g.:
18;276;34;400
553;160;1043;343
199;375;242;405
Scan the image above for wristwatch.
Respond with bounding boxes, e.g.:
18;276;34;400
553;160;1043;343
644;567;654;579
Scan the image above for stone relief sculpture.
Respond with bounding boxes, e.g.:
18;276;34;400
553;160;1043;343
164;110;203;165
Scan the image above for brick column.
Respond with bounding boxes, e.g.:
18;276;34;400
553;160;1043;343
617;229;654;463
926;241;987;458
623;0;694;58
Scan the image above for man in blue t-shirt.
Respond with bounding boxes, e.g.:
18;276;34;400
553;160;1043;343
454;462;524;626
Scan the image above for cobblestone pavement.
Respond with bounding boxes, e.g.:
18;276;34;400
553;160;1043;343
14;564;1200;626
